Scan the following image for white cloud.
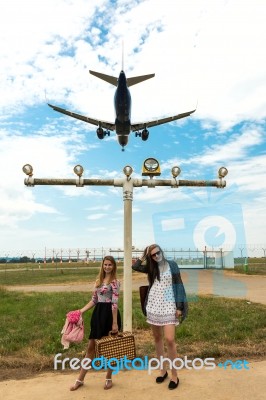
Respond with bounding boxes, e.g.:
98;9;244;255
86;205;111;211
162;124;265;169
1;0;265;127
0;189;57;228
134;186;188;204
86;227;106;232
0;0;265;253
226;156;266;195
87;213;107;220
0;124;87;229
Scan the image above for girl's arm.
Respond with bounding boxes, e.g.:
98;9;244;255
171;261;188;320
132;258;148;273
80;299;95;314
80;288;98;313
110;280;120;332
111;307;118;332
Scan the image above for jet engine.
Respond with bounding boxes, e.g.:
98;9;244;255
97;127;104;139
97;128;111;139
141;129;149;141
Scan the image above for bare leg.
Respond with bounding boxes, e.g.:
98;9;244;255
70;339;95;391
151;325;167;376
163;324;178;382
104;368;113;390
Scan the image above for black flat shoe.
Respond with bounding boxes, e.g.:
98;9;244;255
168;378;179;390
156;371;168;383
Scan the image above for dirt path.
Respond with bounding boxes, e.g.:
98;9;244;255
1;270;266;399
6;269;266;304
1;361;265;400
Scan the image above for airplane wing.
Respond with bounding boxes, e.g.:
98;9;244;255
47;104;115;131
131;109;196;132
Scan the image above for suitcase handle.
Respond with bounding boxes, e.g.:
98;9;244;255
108;330;122;337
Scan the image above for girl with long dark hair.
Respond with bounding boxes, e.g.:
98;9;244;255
132;244;188;390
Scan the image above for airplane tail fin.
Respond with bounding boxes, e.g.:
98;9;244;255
127;73;155;87
89;70;118;86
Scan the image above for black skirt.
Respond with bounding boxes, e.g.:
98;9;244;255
89;303;122;339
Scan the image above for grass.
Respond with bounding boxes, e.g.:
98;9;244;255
0;258;265;287
234;262;266;275
0;264;123;285
0;260;265;379
234;257;266;275
0;261;103;270
0;287;265;379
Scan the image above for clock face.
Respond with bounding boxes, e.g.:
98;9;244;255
144;158;159;171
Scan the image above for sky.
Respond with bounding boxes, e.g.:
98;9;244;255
0;0;265;259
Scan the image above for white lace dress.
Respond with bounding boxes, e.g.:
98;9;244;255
146;263;179;326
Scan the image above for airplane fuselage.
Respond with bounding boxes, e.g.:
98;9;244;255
114;71;131;146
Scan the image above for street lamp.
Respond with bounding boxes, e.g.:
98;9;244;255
74;165;84;177
218;167;228;178
22;164;33;176
123;165;133;179
171;166;181;178
23;160;228;331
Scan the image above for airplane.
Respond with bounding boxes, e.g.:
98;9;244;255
48;69;196;151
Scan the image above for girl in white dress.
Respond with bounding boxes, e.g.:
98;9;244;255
132;244;188;390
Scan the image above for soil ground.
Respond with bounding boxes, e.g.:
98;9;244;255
1;269;265;400
0;361;266;400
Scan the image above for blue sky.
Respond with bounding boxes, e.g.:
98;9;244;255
0;0;265;258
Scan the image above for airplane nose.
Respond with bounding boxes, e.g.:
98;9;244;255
118;135;128;148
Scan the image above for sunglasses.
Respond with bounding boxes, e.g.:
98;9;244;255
151;250;161;257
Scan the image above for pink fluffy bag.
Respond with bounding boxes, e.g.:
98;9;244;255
67;309;81;324
61;309;84;349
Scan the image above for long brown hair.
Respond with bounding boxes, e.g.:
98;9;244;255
145;244;166;286
95;255;117;287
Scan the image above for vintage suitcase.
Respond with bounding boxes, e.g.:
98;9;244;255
94;331;136;365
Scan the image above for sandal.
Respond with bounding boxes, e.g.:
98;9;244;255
70;379;84;391
104;378;112;390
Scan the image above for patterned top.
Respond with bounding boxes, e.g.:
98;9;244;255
132;258;188;322
91;279;120;310
146;263;179;326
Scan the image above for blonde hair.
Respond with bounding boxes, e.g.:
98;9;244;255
95;255;117;287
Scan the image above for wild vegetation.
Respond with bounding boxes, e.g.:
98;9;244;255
0;259;265;380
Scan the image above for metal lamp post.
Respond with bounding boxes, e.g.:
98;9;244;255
22;160;228;331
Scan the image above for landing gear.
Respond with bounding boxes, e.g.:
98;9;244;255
135;129;149;141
